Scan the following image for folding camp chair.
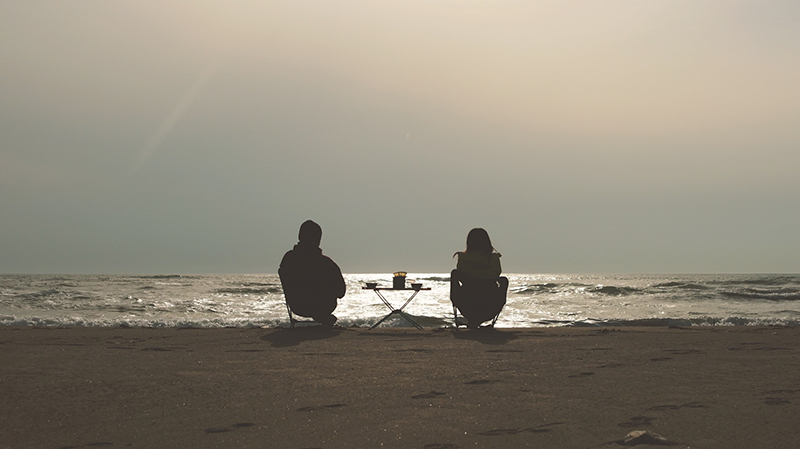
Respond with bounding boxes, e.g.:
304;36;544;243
450;270;508;330
279;268;320;328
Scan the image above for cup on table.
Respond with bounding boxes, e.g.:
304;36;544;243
392;272;407;289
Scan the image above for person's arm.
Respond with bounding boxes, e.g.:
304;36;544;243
490;253;502;278
326;257;346;299
334;265;346;299
455;252;466;273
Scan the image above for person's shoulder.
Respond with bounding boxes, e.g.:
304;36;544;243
321;253;341;266
319;254;343;277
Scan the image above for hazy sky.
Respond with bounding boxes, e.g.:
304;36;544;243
2;1;799;274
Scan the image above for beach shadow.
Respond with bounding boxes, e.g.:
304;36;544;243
453;328;518;345
260;327;343;347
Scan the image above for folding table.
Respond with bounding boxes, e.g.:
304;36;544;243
364;286;431;330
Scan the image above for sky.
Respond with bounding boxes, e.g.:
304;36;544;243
1;1;799;274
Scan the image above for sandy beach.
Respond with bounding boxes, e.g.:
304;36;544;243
1;325;798;448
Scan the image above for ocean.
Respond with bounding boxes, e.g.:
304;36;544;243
1;273;798;328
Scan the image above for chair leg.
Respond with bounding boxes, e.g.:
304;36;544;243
285;302;296;328
489;276;508;328
451;270;463;330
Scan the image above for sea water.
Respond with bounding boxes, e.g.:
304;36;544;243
0;273;798;328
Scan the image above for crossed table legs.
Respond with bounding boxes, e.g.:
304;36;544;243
366;287;428;330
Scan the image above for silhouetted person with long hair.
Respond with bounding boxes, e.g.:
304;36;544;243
451;228;508;328
279;220;345;327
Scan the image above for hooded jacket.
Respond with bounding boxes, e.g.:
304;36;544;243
279;243;346;306
455;250;502;279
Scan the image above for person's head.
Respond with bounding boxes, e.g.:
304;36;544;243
465;228;494;254
298;220;322;247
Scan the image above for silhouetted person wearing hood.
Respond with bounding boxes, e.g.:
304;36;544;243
279;220;346;327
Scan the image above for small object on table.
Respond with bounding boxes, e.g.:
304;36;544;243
393;271;406;289
411;283;423;290
365;282;378;289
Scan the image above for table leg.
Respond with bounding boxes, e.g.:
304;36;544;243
369;290;424;330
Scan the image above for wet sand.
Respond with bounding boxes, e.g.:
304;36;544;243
1;325;798;448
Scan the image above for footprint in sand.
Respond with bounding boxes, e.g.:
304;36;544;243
412;391;447;399
225;349;266;353
764;397;791;406
58;444;114;449
618;416;656;428
648;404;680;411
680;402;707;409
664;349;703;355
296;403;347;412
761;390;796;406
763;389;799;395
479;428;525;436
479;422;564;436
598;363;625;368
204;422;256;434
464;379;500;385
648;402;707;411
